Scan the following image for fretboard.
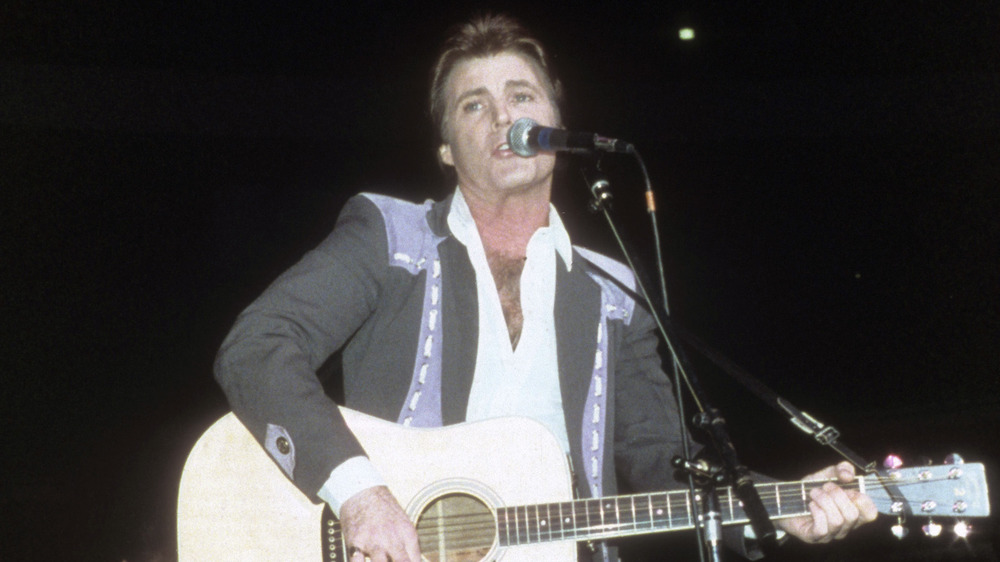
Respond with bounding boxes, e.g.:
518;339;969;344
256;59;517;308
496;479;861;546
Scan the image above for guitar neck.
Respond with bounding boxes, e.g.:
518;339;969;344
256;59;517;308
496;478;851;546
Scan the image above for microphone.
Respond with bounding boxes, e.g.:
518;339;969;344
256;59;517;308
507;118;633;157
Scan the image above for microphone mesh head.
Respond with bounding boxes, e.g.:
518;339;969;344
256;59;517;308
507;118;538;157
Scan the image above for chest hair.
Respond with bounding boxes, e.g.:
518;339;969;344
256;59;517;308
486;253;526;349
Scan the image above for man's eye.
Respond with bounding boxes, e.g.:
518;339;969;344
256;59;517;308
513;92;534;103
462;101;483;113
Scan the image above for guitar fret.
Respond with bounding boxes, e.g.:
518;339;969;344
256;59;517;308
573;499;587;539
686;489;692;527
527;505;535;543
541;503;551;542
546;503;558;540
552;502;568;540
615;496;633;530
527;504;535;542
660;492;672;527
785;481;809;515
512;506;519;544
497;507;508;546
561;501;570;540
567;502;580;538
534;504;544;542
559;503;570;540
520;505;532;544
649;494;656;529
633;494;652;530
508;506;516;545
564;501;573;539
668;491;686;527
550;502;558;541
678;491;690;527
509;506;518;545
530;504;538;543
535;504;542;542
589;499;603;534
509;506;517;544
541;504;548;541
505;506;513;545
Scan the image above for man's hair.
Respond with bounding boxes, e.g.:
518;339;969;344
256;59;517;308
429;13;564;144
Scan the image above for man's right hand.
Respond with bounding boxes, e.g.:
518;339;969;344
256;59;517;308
339;485;422;562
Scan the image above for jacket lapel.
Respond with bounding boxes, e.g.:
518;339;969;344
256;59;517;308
555;252;601;475
427;197;479;425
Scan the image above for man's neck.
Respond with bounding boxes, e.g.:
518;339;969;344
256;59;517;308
458;185;551;258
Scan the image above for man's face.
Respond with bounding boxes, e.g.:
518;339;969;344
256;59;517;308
439;52;559;199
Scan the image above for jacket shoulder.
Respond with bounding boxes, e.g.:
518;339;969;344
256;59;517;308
357;193;444;274
574;247;637;323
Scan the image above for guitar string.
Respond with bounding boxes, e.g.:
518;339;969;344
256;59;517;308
328;475;968;551
410;486;924;533
408;475;957;536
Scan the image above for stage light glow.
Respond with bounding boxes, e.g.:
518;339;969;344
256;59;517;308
679;28;695;40
954;521;971;538
883;454;904;469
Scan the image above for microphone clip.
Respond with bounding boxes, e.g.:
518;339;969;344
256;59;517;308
588;177;613;213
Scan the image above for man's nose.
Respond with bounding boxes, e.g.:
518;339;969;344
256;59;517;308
492;102;512;129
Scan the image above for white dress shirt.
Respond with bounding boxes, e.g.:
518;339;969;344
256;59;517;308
448;188;573;453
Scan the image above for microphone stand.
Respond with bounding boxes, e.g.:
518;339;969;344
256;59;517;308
582;163;779;561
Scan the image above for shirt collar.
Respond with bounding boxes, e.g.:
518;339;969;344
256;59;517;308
447;188;573;271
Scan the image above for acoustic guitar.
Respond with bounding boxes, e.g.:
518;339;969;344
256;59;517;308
177;408;990;561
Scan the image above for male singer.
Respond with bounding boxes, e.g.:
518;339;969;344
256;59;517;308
215;14;877;562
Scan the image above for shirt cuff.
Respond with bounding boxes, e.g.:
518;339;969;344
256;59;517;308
316;456;387;516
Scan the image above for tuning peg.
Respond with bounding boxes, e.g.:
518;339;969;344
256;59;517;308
883;454;903;470
891;517;909;540
922;520;943;538
953;520;971;539
944;453;965;465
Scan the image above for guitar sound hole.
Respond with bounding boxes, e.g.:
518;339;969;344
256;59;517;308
416;492;496;562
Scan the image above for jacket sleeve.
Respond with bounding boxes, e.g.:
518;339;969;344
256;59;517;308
213;194;388;501
611;301;686;492
611;303;768;560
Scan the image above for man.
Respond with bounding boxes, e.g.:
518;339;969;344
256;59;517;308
214;14;877;562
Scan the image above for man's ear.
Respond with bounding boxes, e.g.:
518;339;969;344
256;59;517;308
439;144;454;166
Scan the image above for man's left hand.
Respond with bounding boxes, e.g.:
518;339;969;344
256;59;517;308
776;461;879;543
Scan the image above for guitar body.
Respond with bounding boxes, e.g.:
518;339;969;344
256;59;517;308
177;409;577;561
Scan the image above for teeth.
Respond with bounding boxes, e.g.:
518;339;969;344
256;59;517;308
499;143;509;150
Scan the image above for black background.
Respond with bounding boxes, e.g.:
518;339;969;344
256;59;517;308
2;2;998;560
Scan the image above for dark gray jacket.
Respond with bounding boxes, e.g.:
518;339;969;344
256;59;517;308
215;193;756;559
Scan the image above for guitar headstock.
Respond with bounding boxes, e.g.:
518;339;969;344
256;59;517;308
865;456;990;539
